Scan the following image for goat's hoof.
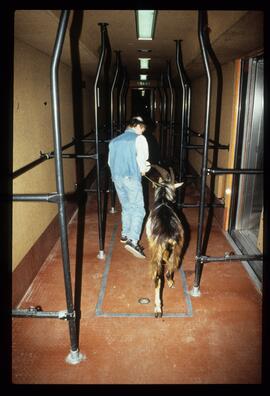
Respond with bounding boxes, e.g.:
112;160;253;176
154;311;162;318
167;280;175;288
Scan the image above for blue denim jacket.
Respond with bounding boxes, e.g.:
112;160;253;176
108;128;141;181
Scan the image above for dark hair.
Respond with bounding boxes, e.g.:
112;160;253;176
128;116;146;128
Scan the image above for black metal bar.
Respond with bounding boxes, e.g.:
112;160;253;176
207;168;263;175
12;132;93;180
157;86;164;154
160;72;168;160
175;40;187;202
109;51;120;212
186;84;192;144
189;127;229;148
179;202;224;208
119;66;126;131
12;156;48;179
50;10;79;355
166;61;174;161
12;193;59;202
122;68;128;126
49;153;98;159
84;189;110;193
199;254;263;263
94;23;108;258
12;308;74;319
185;144;229;150
79;139;109;143
193;10;212;291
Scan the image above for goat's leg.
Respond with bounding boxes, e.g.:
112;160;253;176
165;270;175;288
154;276;162;318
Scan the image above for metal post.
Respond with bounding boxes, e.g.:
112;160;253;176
119;67;126;131
157;86;163;154
161;72;168;161
175;40;187;205
51;10;85;364
190;11;212;297
166;61;174;162
122;68;128;126
109;51;120;213
94;23;108;260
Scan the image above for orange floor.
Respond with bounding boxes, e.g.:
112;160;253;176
12;183;262;384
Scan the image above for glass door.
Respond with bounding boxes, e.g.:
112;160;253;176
229;57;264;281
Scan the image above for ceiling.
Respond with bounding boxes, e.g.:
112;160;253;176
14;10;263;81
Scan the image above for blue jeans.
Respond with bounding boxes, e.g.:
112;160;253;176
113;176;146;243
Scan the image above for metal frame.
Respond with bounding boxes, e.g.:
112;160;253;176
189;11;263;297
12;12;116;364
12;10;86;365
109;51;121;213
166;61;174;162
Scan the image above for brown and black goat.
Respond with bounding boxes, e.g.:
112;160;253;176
146;165;184;318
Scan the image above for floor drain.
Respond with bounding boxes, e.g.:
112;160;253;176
138;298;150;304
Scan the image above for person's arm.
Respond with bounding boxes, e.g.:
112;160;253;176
136;135;151;175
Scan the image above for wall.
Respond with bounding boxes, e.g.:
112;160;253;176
189;60;237;227
13;38;95;274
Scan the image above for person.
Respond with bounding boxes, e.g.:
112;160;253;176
108;116;151;259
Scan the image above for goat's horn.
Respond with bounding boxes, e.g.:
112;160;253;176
151;164;170;180
169;167;175;184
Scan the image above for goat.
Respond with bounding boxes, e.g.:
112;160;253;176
145;165;184;318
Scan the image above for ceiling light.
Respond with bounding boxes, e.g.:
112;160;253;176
135;10;157;40
139;58;151;69
138;49;152;53
140;74;148;81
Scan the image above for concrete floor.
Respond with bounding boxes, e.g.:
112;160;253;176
12;183;262;384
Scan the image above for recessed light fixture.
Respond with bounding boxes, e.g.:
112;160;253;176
135;10;157;40
139;58;151;69
140;74;148;81
138;49;152;53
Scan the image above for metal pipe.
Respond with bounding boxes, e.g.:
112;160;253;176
50;153;98;159
12;193;59;202
179;203;224;208
166;61;174;161
119;67;126;131
12;156;48;179
186;84;192;144
157;86;163;153
12;132;94;180
189;127;229;148
199;254;263;263
175;40;187;196
185;144;229;150
12;309;74;319
160;72;168;160
207;168;263;175
123;68;129;125
193;10;212;290
50;10;79;356
94;23;108;258
109;51;120;212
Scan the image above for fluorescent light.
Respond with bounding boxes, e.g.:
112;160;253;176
140;74;148;81
135;10;157;40
139;58;151;69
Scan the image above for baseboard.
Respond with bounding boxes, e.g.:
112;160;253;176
12;202;77;307
12;165;98;307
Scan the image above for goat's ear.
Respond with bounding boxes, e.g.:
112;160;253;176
174;182;184;189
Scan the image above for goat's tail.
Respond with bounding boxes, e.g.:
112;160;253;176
149;238;180;281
